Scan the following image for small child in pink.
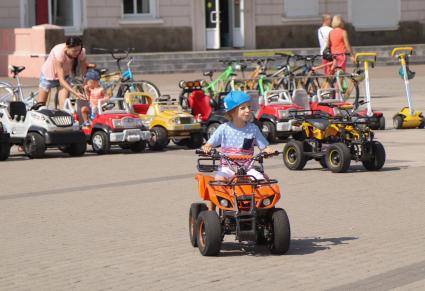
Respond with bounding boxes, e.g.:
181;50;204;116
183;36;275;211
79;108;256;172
81;70;109;126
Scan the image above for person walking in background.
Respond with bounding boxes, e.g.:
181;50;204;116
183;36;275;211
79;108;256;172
328;15;355;74
318;14;333;75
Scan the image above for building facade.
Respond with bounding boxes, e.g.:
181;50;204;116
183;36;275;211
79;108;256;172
1;0;425;53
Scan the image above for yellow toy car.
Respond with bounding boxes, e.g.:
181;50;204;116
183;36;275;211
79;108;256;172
124;92;203;150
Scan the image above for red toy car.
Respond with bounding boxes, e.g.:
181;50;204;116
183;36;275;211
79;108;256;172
64;98;151;154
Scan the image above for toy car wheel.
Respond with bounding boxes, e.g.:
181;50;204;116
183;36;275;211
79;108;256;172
291;131;305;141
196;210;222;256
262;121;277;142
91;131;110;154
130;141;146;153
393;115;404;129
378;116;385;130
172;138;188;146
362;141;386;171
419;119;425;129
325;143;351;173
268;208;291;255
0;143;10;161
149;126;168;150
189;203;208;247
24;132;46;159
318;157;327;169
119;143;131;150
67;141;87;157
206;123;220;140
187;132;203;149
283;140;307;170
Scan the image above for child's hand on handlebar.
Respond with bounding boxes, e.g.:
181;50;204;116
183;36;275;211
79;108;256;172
262;147;275;155
201;143;212;154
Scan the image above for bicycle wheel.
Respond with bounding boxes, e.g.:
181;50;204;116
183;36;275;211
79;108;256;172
304;73;324;97
335;69;359;101
119;80;161;99
0;82;16;103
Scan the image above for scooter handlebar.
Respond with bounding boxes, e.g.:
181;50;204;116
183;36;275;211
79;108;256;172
391;47;414;58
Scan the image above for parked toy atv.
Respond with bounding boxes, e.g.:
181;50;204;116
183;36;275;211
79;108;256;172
124;91;203;150
0;100;86;159
179;81;262;140
189;149;290;256
282;113;385;173
0;122;11;161
64;98;151;154
248;89;307;142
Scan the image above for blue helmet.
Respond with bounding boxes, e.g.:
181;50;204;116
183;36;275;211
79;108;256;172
85;69;100;81
223;91;251;112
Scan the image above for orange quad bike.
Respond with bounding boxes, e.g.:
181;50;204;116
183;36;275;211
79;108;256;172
189;149;291;256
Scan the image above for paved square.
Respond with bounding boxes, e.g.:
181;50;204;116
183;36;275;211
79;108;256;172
1;65;425;290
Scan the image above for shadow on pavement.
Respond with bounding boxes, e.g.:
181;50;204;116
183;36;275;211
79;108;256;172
288;236;358;255
218;236;358;257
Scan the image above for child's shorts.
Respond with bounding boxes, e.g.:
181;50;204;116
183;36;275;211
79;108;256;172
216;166;265;180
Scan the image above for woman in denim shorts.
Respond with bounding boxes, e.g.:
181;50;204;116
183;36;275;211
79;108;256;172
37;37;89;109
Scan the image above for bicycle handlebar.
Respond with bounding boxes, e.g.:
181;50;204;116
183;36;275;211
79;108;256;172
92;47;135;60
195;148;280;160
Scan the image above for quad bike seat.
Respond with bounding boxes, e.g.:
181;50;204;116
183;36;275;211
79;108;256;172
8;101;27;121
188;90;212;122
307;118;329;131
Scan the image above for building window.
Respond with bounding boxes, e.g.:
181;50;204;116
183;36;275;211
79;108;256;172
284;0;319;18
123;0;154;16
349;0;400;30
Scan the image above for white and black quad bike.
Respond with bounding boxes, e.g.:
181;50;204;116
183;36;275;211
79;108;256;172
0;101;86;158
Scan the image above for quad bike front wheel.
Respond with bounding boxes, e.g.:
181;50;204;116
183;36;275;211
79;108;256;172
268;208;291;255
91;131;110;154
149;126;168;150
189;203;208;247
24;132;46;158
283;140;307;170
325;143;351;173
196;210;222;256
362;141;386;171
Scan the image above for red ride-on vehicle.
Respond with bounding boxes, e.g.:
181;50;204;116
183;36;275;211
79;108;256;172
64;98;151;154
190;149;290;256
247;89;307;142
179;81;263;140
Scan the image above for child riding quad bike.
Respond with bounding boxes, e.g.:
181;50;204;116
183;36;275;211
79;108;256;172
282;112;386;173
124;91;203;149
189;149;291;256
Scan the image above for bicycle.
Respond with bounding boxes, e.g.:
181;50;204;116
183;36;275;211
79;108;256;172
0;66;38;108
90;48;161;100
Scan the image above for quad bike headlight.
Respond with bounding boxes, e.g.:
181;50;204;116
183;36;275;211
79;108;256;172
218;197;231;208
262;195;275;207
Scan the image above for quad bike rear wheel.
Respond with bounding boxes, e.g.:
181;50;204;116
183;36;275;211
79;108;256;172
196;210;222;256
325;143;351;173
189;203;208;247
283;140;307;170
24;132;46;158
362;141;386;171
378;116;385;130
91;131;110;154
268;208;291;255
